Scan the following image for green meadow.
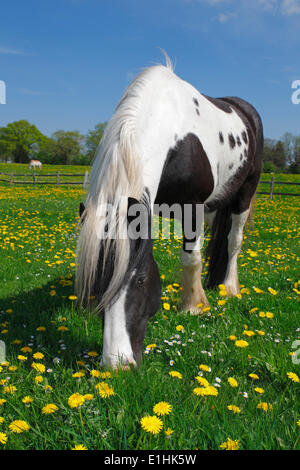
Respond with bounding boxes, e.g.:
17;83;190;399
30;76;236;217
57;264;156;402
0;164;299;450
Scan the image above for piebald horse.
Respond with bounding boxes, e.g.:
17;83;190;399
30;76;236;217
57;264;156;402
76;58;263;369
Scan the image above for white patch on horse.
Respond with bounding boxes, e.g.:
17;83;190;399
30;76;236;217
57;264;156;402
101;286;136;368
224;209;250;296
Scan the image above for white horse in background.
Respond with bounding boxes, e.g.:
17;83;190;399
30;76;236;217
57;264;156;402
28;160;42;170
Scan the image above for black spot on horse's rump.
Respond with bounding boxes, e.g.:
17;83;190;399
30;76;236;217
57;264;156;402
228;163;234;170
242;130;248;144
228;133;236;149
193;97;199;107
236;136;242;146
219;132;224;144
244;148;248;158
240;154;243;161
195;108;200;116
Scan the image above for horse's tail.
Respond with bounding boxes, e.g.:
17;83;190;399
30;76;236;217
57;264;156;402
205;204;233;289
246;192;257;231
76;87;145;309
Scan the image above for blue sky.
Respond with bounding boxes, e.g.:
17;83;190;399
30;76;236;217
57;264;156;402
0;0;300;139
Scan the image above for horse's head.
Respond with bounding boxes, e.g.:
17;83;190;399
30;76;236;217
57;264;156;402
78;196;161;369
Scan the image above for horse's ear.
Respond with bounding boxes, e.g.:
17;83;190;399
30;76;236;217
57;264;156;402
79;202;86;222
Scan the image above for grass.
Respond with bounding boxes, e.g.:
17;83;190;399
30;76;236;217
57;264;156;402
0;165;299;450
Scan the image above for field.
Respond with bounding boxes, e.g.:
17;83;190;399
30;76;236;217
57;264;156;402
0;164;299;450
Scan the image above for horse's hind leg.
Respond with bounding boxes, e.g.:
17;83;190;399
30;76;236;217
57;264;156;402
223;208;250;296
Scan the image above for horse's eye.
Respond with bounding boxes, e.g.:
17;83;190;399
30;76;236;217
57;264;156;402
136;277;145;287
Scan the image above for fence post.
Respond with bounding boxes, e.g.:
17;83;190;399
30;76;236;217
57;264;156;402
10;173;14;185
56;172;60;185
33;172;36;187
83;170;89;188
270;176;275;200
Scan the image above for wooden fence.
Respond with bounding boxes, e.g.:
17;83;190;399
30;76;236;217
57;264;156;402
0;172;299;198
0;171;89;188
257;177;300;199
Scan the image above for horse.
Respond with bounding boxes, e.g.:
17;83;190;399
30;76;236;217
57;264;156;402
28;160;42;169
76;57;263;369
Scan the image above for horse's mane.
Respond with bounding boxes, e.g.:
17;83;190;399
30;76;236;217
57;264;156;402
76;53;174;309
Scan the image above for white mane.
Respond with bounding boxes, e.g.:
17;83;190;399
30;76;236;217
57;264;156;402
76;54;174;309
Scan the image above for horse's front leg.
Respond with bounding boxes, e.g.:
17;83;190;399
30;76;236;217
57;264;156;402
181;238;209;315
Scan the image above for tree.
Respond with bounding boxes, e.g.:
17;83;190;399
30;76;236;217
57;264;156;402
0;120;46;163
85;122;106;162
43;130;85;165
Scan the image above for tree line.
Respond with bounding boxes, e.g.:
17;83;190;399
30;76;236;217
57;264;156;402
0;120;299;173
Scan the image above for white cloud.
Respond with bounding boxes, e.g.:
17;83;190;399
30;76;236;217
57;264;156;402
218;12;238;22
281;0;300;15
0;46;23;55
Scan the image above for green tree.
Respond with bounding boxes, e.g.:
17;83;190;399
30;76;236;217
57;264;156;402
42;130;85;165
85;122;106;162
0;120;46;163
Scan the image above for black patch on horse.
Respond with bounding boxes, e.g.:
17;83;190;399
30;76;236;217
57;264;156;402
228;133;236;149
236;136;242;147
242;130;248;144
193;97;199;107
219;132;224;144
195;108;200;116
155;133;214;206
203;95;233;114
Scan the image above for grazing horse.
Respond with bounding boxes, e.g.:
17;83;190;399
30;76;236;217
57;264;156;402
76;58;263;369
28;160;42;169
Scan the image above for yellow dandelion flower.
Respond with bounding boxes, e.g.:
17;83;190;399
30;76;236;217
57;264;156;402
195;376;210;387
234;340;249;348
42;403;58;414
287;372;299;383
153;401;172;416
68;393;85;408
220;438;240;450
33;352;44;360
22;396;34;404
95;382;115;398
254;387;265;394
268;287;278;295
9;420;30;433
0;432;8;445
140;415;163;435
199;364;211;372
163;302;170;311
257;402;273;412
3;385;17;394
72;444;88;450
31;362;45;374
168;371;182;379
72;371;85;378
249;373;259;380
227;377;238;388
227;405;241;414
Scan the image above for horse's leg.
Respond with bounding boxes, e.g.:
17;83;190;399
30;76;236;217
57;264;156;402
223;208;250;296
181;235;209;315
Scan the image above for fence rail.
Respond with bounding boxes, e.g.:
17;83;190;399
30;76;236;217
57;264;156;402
0;172;299;198
0;171;89;188
257;177;300;199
